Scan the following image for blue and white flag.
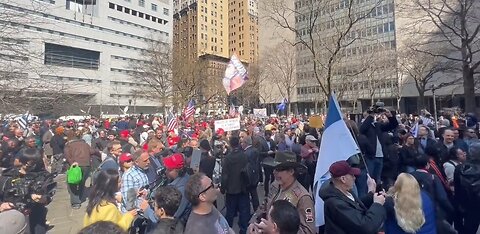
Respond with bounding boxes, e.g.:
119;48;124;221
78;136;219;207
313;93;360;226
410;122;419;137
16;112;31;131
277;98;288;111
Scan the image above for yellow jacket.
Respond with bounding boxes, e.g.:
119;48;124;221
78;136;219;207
83;201;135;231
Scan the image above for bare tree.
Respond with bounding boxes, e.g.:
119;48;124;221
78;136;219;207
399;0;480;113
262;42;297;114
129;39;172;113
0;1;90;115
262;0;384;100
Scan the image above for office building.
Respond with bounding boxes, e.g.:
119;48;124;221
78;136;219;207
0;0;172;115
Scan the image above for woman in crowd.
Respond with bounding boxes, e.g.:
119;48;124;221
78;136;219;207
385;173;436;234
84;169;148;231
399;133;418;173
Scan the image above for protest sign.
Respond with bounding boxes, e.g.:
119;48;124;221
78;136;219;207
214;117;241;131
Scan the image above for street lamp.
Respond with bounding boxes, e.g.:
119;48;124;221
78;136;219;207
430;84;438;130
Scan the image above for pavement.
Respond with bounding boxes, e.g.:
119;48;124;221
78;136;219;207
46;175;267;234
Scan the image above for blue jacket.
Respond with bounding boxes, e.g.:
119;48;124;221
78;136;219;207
384;191;436;234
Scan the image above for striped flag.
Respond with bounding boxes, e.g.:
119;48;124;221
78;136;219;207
16;112;31;131
167;112;178;131
183;100;195;121
228;104;236;117
420;116;433;126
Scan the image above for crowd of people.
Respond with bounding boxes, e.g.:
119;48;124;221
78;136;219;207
0;109;478;234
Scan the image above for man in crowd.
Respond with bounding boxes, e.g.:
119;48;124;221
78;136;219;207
98;140;122;171
416;125;437;155
152;186;184;234
320;160;385;234
64;131;98;209
251;151;316;234
121;150;157;224
300;135;319;190
163;153;191;225
242;135;261;212
184;172;234;234
249;200;300;234
454;142;480;234
360;109;399;183
222;136;250;234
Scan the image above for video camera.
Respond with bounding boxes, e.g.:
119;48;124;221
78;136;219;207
367;101;386;114
0;170;57;213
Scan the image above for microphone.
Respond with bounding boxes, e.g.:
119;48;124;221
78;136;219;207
126;188;137;211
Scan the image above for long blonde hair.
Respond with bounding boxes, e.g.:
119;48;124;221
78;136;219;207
389;173;425;233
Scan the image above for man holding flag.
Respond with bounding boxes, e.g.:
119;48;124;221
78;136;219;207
313;93;386;233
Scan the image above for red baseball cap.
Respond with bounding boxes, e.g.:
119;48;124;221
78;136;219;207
329;160;361;177
119;153;133;163
120;130;130;138
162;153;184;170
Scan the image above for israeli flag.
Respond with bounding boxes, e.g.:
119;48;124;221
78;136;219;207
314;93;360;226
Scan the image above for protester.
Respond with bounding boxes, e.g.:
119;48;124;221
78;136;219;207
248;200;300;234
84;170;148;231
222;136;250;234
454;142;480;234
79;221;127;234
184;172;234;234
384;173;436;234
320;160;386;234
163;153;191;225
64;129;99;209
152;186;184;234
242;135;261;211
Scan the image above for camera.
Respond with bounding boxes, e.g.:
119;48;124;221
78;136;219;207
0;170;57;213
367;102;386;114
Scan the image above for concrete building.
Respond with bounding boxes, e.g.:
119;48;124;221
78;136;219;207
0;0;173;115
172;0;258;110
228;0;259;64
292;0;480;114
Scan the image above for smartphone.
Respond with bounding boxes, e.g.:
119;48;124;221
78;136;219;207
256;213;267;223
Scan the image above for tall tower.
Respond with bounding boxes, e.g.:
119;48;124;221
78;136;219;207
228;0;258;63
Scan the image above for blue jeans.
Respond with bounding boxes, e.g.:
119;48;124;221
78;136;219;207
225;193;250;234
366;158;383;183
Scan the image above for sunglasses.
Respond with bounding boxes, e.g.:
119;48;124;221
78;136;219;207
197;182;216;197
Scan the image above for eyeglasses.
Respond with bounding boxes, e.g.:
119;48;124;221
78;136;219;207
197;182;215;197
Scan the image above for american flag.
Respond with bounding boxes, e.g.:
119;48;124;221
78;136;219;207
228;104;236;117
183;100;195;120
16;112;31;133
167;111;178;131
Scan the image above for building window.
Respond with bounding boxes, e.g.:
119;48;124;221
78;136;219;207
44;43;100;70
109;2;115;9
163;8;169;15
151;3;157;11
139;0;145;7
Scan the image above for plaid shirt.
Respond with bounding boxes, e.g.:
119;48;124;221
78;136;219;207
121;165;149;212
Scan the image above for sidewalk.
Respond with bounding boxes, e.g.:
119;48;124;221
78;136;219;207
46;175;86;234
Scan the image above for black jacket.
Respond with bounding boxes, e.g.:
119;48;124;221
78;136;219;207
199;151;216;179
244;146;260;187
410;170;453;219
359;115;398;158
454;161;480;212
221;147;248;194
50;134;65;155
319;182;386;234
151;218;184;234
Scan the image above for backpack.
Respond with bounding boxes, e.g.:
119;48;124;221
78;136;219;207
242;149;260;188
91;156;115;185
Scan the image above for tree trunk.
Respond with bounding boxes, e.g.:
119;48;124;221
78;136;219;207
417;91;426;113
463;65;476;113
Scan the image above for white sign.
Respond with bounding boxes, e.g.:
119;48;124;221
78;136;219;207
214;117;241;131
253;108;267;117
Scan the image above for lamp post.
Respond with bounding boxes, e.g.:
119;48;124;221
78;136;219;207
431;84;438;130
